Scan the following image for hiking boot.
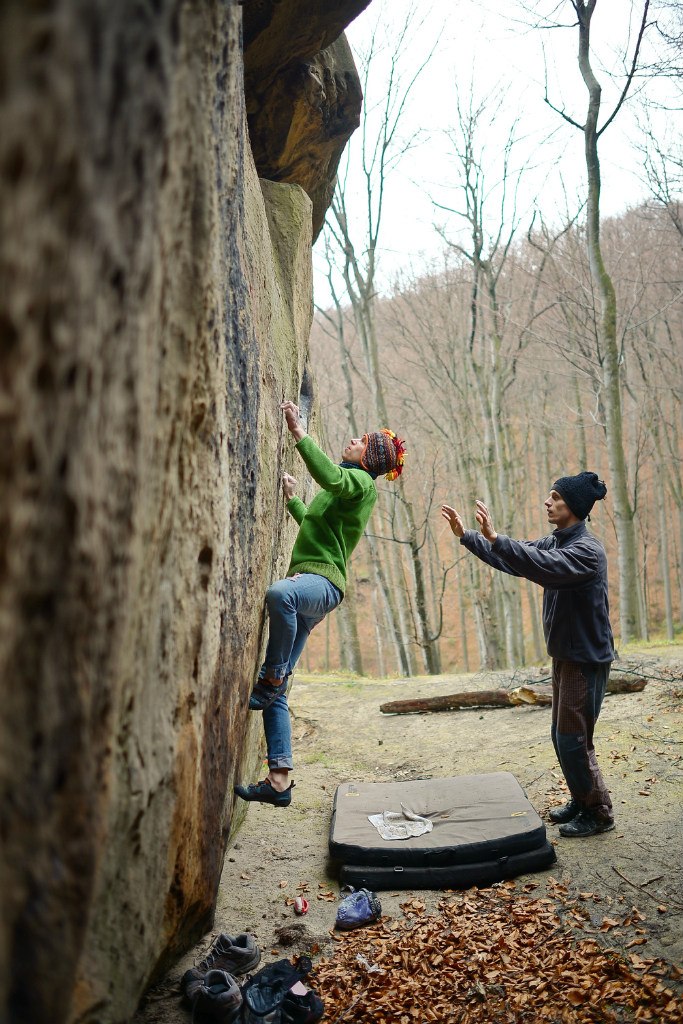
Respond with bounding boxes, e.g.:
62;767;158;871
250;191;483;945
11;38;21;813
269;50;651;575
548;798;580;824
234;779;294;807
188;969;242;1022
248;678;289;711
559;810;615;838
335;887;382;930
182;934;261;998
282;989;325;1024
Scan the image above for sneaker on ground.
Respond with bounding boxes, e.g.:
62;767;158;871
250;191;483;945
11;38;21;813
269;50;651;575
282;989;325;1024
548;798;580;824
188;969;242;1022
558;810;615;838
182;933;261;998
233;779;294;807
248;677;289;711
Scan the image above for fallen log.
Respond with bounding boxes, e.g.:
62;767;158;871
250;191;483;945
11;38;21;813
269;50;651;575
379;674;647;715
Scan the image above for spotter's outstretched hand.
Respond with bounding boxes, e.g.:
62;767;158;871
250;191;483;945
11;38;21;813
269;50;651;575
441;504;465;538
475;499;497;543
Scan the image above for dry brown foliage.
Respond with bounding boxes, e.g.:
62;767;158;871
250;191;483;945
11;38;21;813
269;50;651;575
311;883;683;1023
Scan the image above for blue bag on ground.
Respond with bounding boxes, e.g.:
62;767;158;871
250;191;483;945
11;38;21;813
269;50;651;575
334;886;382;930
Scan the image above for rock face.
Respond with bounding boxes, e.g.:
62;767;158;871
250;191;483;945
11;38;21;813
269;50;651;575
0;0;362;1020
244;0;371;238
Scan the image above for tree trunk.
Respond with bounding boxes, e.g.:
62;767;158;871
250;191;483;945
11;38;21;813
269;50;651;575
574;374;588;468
370;585;386;678
337;574;365;675
576;0;643;643
379;505;418;676
399;485;442;674
459;587;471;673
657;461;675;638
665;410;683;625
367;531;412;676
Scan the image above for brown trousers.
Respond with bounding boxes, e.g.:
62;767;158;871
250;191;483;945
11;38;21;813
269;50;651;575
551;659;613;821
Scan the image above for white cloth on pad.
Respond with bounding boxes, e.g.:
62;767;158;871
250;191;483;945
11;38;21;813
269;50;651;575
368;804;433;841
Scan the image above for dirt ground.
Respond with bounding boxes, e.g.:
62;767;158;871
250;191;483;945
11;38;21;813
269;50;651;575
135;644;683;1023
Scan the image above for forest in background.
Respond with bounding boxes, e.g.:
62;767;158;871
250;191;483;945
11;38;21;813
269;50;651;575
300;0;683;677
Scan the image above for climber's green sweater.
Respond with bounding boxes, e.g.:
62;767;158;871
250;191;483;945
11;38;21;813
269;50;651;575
286;435;377;594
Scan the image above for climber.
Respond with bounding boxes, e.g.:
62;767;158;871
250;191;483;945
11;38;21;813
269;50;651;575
441;473;616;838
234;400;406;807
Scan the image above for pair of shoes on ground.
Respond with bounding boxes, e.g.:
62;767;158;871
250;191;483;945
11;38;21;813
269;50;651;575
249;677;288;711
234;779;294;807
181;933;260;1022
548;799;615;838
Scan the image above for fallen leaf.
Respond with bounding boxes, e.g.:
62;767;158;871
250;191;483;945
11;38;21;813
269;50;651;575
566;988;588;1005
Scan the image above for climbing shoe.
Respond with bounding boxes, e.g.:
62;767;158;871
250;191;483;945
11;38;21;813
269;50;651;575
249;677;289;711
558;810;615;838
548;798;580;824
234;779;294;807
334;887;382;930
182;933;261;999
186;969;242;1022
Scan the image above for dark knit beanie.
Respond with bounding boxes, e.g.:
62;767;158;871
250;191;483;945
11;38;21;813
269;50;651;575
361;429;406;481
552;472;607;520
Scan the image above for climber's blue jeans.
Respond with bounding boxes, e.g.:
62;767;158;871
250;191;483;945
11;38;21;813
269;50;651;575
260;573;342;770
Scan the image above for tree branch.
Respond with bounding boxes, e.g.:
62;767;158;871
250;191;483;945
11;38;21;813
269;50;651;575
598;0;651;138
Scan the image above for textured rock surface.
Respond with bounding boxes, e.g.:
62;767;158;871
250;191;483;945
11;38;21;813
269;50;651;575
0;3;313;1023
244;0;371;238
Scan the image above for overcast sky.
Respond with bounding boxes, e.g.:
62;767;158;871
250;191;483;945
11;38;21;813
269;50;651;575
313;0;676;305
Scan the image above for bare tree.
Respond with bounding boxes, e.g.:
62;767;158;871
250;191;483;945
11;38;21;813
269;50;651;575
431;90;569;665
542;0;651;643
317;2;441;674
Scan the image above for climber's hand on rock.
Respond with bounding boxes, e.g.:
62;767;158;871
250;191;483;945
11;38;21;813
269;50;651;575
281;401;306;441
283;473;297;500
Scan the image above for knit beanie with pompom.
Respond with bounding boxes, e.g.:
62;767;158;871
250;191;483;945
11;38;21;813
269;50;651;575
360;429;406;481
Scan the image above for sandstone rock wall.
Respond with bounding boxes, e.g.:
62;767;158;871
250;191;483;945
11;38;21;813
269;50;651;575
244;0;371;237
0;2;316;1022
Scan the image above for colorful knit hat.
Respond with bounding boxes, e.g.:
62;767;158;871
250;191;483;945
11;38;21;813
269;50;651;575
552;472;607;520
361;429;406;481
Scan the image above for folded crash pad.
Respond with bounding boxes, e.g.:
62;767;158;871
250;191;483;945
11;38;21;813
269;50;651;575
329;772;556;890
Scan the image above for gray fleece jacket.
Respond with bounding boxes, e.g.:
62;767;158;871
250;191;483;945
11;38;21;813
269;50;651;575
460;520;614;664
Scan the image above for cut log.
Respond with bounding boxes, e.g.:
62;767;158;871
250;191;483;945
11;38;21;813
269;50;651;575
379;675;647;715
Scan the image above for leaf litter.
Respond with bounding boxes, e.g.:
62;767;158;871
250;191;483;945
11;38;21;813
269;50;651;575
311;882;683;1023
